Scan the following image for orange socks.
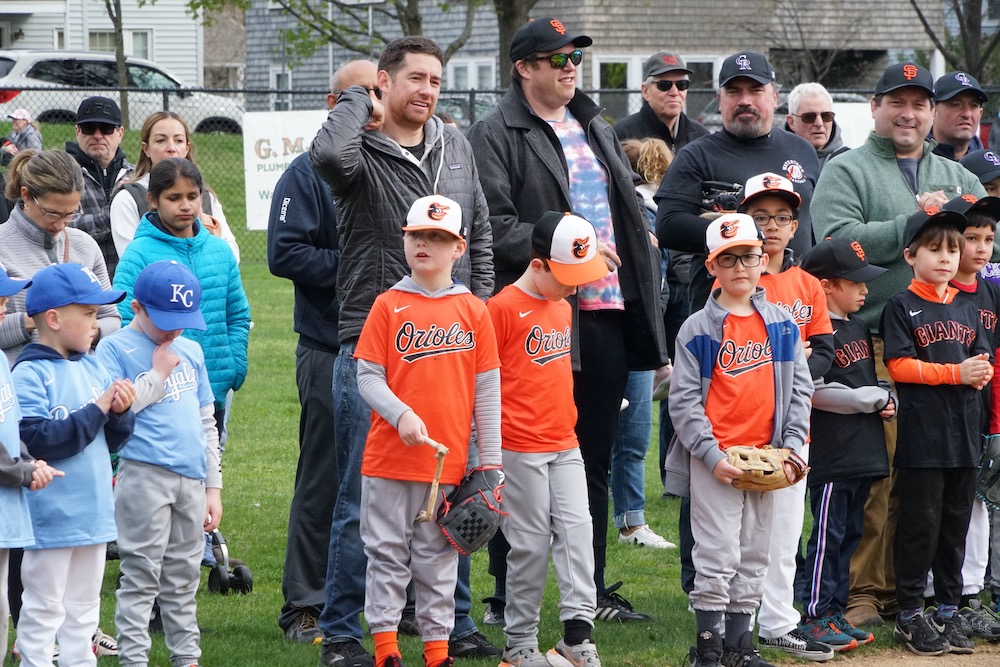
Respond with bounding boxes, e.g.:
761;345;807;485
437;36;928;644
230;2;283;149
373;631;400;665
423;639;449;667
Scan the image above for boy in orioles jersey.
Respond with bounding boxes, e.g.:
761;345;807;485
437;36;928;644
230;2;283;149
665;213;812;667
734;173;840;660
354;195;502;667
487;211;610;667
881;207;993;656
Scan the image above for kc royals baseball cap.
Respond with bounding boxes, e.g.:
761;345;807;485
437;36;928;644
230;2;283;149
942;193;1000;224
935;71;988;103
509;17;592;63
960;149;1000;186
718;52;775;87
873;62;934;98
134;260;206;331
705;213;764;262
738;172;802;212
532;211;609;286
0;265;30;298
642;51;692;79
800;237;888;283
903;206;967;248
403;195;466;239
26;263;125;316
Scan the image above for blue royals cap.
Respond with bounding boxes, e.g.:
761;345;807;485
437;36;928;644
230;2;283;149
26;263;125;316
0;265;30;298
133;260;206;331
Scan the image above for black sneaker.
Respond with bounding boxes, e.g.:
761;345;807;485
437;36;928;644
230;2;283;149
929;613;974;654
595;581;654;622
319;639;375;667
758;628;835;661
959;600;1000;640
448;631;502;658
398;613;420;636
689;629;723;667
720;631;775;667
893;613;949;656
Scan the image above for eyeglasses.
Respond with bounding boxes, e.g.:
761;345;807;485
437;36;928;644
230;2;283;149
525;50;583;69
78;123;118;136
32;196;83;224
751;214;794;227
652;79;691;92
715;253;763;268
791;111;835;124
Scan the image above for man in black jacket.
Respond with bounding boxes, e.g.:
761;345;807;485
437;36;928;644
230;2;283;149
267;59;376;647
613;50;708;151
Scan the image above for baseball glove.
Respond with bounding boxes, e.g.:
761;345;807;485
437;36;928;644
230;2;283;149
436;466;506;556
976;434;1000;511
726;445;809;492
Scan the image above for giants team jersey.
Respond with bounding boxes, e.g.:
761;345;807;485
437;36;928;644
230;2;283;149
758;267;833;342
705;312;776;449
809;315;889;486
487;285;578;453
951;277;1000;434
881;283;992;468
356;288;500;485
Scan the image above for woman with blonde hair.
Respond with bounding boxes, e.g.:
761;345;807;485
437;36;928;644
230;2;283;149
110;111;239;261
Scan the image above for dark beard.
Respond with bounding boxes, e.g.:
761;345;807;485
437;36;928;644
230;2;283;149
727;105;764;139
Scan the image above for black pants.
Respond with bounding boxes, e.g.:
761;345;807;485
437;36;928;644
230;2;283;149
894;467;976;611
574;310;629;588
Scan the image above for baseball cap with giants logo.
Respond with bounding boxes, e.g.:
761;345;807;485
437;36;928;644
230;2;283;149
800;237;888;282
718;52;775;87
903;206;967;248
960;149;1000;186
738;172;802;211
942;193;1000;223
134;260;206;331
531;211;609;286
873;62;934;98
509;18;592;63
706;213;764;263
403;195;466;239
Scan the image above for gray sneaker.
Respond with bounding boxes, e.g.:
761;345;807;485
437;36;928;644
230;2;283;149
499;646;556;666
548;638;601;667
284;612;323;645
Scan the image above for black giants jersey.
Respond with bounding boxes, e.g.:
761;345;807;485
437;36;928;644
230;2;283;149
881;288;992;468
951;277;1000;434
809;315;889;486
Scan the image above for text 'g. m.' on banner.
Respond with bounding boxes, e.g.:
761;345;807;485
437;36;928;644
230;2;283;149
243;110;327;231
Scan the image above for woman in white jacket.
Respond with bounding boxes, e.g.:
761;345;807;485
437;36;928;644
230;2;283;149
110;111;239;262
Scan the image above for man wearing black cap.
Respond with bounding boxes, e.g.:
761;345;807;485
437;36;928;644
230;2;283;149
613;50;708;151
931;71;988;162
67;96;132;279
812;61;987;631
962;149;1000;197
655;51;820;312
468;17;667;623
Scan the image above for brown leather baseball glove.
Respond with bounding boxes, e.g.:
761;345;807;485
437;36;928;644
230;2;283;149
726;445;809;492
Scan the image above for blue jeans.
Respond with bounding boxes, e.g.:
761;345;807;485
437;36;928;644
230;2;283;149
610;370;653;529
318;344;477;642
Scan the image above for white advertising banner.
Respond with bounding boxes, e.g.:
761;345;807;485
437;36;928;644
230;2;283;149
242;110;327;230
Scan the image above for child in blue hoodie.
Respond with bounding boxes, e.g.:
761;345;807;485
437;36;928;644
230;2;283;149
12;262;135;667
0;266;61;664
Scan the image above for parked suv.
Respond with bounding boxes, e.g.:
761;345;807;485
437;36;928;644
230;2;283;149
0;50;243;133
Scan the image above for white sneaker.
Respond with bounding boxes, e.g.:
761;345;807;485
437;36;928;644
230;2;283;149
618;525;676;549
93;627;118;656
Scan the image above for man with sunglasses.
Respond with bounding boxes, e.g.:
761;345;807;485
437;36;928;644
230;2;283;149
784;82;848;172
613;51;708;152
66;96;133;279
469;17;667;626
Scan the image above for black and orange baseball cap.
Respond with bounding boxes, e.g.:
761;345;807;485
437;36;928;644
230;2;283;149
902;206;966;248
873;63;934;98
800;238;887;282
532;211;609;286
510;18;592;63
942;193;1000;223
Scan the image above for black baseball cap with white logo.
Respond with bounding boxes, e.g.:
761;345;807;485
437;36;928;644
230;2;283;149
509;18;592;63
935;71;988;103
873;63;934;98
960;149;1000;186
718;52;775;87
800;238;887;283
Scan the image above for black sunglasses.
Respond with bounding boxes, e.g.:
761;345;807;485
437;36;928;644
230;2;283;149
652;80;691;92
526;50;583;69
791;111;835;124
78;123;118;136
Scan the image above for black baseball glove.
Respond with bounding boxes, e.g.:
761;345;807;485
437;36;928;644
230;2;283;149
976;434;1000;511
436;465;505;556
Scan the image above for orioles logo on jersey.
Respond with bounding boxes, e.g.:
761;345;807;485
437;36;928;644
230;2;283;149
395;321;475;362
719;220;738;239
525;325;572;366
851;241;866;261
717;338;772;377
549;19;566;35
427;201;449;221
572;237;590;259
774;298;813;325
903;64;919;80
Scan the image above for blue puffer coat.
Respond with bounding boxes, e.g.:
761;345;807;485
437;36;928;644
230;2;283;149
113;212;251;408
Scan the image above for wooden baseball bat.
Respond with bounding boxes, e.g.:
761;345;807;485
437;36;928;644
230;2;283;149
416;438;449;522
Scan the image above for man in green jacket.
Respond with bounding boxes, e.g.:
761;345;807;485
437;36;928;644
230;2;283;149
811;61;986;633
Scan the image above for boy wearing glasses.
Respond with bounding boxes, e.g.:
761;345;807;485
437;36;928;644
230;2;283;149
666;212;812;667
67;96;133;279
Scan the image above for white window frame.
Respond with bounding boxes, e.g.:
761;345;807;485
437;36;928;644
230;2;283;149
446;57;495;90
85;30;153;60
270;66;293;111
